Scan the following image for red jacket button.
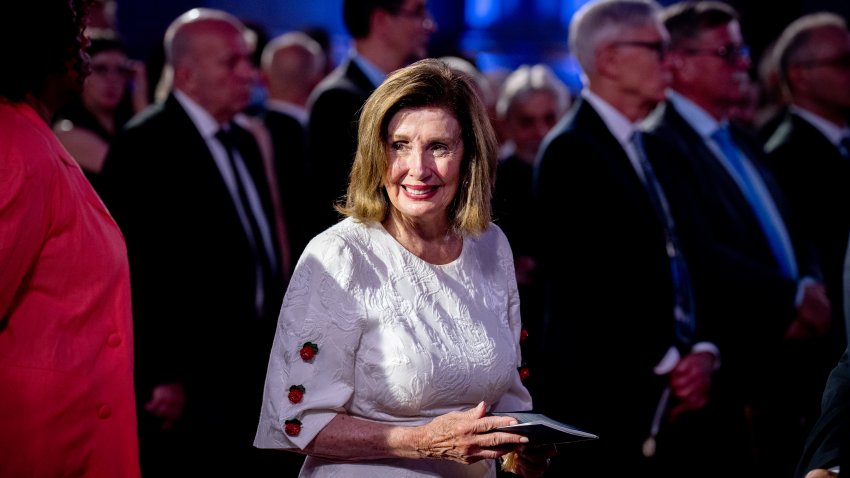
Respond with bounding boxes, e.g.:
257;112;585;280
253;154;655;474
107;334;122;347
97;404;112;419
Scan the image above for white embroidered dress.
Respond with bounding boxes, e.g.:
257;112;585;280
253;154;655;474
255;218;532;477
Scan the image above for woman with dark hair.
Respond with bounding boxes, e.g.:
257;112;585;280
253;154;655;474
0;1;140;477
53;30;148;188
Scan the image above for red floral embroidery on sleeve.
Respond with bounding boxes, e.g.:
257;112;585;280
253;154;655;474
284;418;302;437
299;342;319;361
288;385;306;404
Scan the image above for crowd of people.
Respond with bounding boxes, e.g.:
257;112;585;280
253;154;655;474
3;0;850;477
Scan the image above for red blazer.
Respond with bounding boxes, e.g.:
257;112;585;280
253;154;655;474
0;102;140;477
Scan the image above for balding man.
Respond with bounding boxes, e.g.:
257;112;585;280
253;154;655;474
98;8;301;477
766;11;850;360
260;31;326;260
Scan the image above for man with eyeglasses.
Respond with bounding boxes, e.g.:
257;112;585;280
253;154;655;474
304;0;437;240
532;1;731;476
642;2;832;476
765;15;850;477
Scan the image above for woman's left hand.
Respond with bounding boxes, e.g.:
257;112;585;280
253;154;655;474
501;444;557;477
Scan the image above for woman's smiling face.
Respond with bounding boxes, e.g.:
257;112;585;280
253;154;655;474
384;106;464;226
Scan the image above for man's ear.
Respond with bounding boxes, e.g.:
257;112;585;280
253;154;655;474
595;44;619;78
785;65;806;96
667;53;691;82
371;7;392;33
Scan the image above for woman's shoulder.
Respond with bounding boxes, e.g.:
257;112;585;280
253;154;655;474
298;219;385;267
0;103;65;171
306;218;374;248
467;223;512;259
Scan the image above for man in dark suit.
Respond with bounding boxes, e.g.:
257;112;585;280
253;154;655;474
304;0;436;237
641;2;832;476
97;9;301;477
797;344;850;478
765;12;850;383
533;1;729;476
260;31;327;260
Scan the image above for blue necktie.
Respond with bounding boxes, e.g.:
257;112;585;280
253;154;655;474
838;135;850;159
632;131;696;347
711;126;796;279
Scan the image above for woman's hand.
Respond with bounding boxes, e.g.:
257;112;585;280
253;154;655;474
805;468;839;478
416;401;529;464
501;444;557;477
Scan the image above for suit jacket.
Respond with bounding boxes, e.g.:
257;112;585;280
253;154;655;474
305;58;375;238
532;98;734;477
0;102;140;478
263;108;310;260
766;112;850;359
98;94;288;474
796;346;850;477
643;101;825;475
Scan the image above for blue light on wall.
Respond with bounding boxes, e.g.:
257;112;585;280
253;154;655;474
466;0;500;29
461;0;586;93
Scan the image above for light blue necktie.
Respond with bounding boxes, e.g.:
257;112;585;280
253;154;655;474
711;126;796;279
632;131;696;347
838;135;850;159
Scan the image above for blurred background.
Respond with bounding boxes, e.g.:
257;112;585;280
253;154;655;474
114;0;850;96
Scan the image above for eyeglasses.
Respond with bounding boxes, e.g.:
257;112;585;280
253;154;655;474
90;63;133;79
681;43;750;65
793;55;850;71
611;40;668;60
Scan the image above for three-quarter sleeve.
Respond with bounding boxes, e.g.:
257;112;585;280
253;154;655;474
255;231;366;450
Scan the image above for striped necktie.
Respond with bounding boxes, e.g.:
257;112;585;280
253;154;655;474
632;131;696;347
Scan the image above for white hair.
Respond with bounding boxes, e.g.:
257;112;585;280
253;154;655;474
569;0;663;76
496;64;570;120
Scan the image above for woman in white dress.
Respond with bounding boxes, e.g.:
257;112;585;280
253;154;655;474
254;58;553;477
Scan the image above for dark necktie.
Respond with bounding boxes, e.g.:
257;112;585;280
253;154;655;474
632;131;696;348
711;126;796;279
215;125;278;315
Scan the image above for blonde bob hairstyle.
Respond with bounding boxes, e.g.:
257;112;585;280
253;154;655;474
336;58;499;236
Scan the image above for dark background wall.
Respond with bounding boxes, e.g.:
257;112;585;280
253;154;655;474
115;0;850;94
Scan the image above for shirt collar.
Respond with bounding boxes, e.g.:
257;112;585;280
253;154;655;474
582;89;639;145
265;99;308;126
667;89;723;139
173;89;225;139
789;105;850;145
350;50;387;89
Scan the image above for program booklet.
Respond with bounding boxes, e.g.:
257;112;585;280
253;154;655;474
489;411;599;445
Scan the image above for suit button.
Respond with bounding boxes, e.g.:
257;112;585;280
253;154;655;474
97;404;112;419
107;334;122;347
